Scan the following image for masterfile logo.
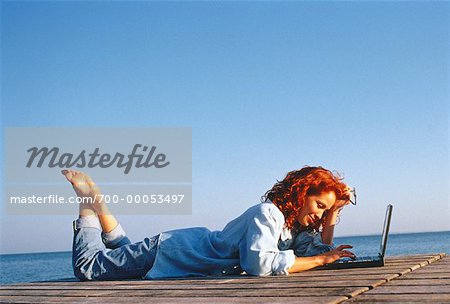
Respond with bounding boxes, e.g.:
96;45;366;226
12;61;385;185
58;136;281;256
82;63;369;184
6;127;191;182
5;127;192;215
26;144;170;174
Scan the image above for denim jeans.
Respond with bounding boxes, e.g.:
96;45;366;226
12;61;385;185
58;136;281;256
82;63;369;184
72;216;158;281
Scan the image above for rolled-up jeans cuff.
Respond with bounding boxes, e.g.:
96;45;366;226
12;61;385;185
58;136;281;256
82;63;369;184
102;223;127;247
73;215;101;231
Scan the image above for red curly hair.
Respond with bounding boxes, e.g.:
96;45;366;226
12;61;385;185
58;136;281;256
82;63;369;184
262;166;350;231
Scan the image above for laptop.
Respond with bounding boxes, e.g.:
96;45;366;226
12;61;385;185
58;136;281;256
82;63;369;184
318;204;393;269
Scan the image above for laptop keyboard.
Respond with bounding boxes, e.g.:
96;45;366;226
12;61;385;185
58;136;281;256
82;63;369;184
354;256;376;262
337;256;377;263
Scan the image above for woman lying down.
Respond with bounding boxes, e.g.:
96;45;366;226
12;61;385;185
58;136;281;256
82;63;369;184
63;166;355;280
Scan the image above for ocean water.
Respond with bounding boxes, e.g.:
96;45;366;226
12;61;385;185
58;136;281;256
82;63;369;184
0;251;73;285
0;231;449;285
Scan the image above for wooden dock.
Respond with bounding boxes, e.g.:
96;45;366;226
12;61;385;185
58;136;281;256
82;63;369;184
0;253;448;303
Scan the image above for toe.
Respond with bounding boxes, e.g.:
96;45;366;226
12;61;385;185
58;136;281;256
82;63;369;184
62;170;74;182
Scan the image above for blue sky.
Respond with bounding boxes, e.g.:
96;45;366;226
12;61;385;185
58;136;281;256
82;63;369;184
1;1;449;254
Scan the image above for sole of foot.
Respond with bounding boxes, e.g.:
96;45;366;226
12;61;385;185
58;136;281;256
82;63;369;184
62;169;101;216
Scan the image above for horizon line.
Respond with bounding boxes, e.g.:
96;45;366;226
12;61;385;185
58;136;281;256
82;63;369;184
1;230;449;256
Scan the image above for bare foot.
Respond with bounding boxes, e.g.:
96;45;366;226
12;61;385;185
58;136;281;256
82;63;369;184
62;170;100;197
62;170;101;216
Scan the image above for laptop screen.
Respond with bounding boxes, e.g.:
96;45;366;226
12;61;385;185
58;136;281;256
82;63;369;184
379;204;393;257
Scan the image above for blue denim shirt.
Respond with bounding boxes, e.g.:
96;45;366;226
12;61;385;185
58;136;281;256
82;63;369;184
145;201;296;279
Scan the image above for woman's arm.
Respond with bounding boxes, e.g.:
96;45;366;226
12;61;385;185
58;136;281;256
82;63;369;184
240;205;297;276
322;187;352;245
288;245;355;273
321;209;340;245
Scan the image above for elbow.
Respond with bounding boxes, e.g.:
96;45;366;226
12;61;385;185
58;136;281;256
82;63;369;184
242;252;295;276
242;262;272;276
244;265;288;276
73;266;94;281
73;257;96;281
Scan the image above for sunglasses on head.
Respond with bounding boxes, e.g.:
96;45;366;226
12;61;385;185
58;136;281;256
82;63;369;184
349;187;357;205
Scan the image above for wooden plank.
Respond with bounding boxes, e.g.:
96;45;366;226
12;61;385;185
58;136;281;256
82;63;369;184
402;268;450;275
385;257;435;262
0;279;385;289
382;261;427;265
382;278;450;285
345;287;369;298
417;258;450;265
392;272;450;279
408;259;448;267
342;254;449;303
385;254;443;261
1;273;401;287
1;253;445;304
0;287;363;297
305;267;419;276
0;295;349;304
345;294;450;303
362;285;450;294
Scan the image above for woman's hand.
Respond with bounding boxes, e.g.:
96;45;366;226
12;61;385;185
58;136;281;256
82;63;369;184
288;245;356;273
320;245;355;265
321;187;352;244
330;186;352;213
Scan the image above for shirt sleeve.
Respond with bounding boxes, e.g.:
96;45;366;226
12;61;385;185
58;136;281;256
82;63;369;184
239;205;296;276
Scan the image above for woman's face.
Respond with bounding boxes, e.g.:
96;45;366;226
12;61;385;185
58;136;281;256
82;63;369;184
297;191;336;227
